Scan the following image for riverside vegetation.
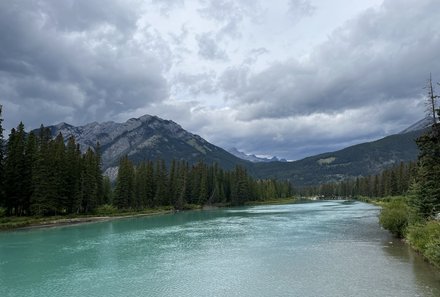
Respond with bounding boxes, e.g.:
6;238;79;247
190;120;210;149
0;106;293;229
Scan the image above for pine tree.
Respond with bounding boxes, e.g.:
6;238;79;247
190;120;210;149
31;125;54;215
79;148;99;212
4;123;28;215
23;132;37;214
52;133;69;213
135;163;148;209
102;176;113;205
0;105;4;208
94;142;104;206
411;125;440;218
114;156;135;209
154;160;168;206
145;161;155;207
65;137;81;213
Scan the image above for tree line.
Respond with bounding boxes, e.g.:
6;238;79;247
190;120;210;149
0;117;108;216
299;161;418;199
0;107;293;216
113;157;293;210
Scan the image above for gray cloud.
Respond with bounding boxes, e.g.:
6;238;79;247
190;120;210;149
196;33;229;60
219;0;440;122
198;0;261;39
1;0;438;162
0;0;169;131
172;71;217;96
288;0;316;20
152;0;185;16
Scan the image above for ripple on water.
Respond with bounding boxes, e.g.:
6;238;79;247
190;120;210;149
0;201;439;297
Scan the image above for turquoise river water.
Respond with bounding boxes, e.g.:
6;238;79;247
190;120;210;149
1;200;440;297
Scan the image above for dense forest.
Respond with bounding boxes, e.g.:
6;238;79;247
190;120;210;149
113;157;293;210
0;106;293;217
301;161;418;199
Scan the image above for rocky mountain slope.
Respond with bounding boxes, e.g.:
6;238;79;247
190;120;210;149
47;115;250;176
46;115;427;186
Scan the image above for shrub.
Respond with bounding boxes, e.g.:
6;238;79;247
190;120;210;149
379;199;410;238
407;221;440;267
95;204;118;215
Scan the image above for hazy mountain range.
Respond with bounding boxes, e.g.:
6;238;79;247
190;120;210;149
227;147;288;163
46;115;430;186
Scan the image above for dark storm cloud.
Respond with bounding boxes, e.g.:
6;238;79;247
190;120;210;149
0;0;169;131
219;0;440;121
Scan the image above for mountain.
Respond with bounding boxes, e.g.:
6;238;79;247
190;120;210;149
254;128;425;187
227;147;288;163
45;115;428;187
46;115;251;176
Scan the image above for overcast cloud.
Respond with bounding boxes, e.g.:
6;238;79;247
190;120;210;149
0;0;438;160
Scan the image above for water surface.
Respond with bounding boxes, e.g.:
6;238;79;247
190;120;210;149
1;201;439;296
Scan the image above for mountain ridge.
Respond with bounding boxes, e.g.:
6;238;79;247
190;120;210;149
44;115;427;186
227;147;288;163
44;115;251;175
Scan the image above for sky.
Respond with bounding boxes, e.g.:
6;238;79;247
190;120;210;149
1;0;439;160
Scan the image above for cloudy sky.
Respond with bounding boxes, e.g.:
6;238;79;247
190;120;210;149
1;0;439;160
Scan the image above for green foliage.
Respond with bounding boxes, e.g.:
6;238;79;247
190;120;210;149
95;204;118;215
410;127;440;218
114;156;135;209
300;161;418;199
407;221;440;268
0;105;4;209
379;199;410;238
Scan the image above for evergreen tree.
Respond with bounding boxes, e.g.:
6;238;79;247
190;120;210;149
0;105;4;208
135;163;148;209
4;123;28;215
114;156;135;209
154;160;168;206
79;148;99;212
410;123;440;218
31;125;55;215
65;137;81;213
145;161;155;207
102;176;113;205
94;142;104;206
51;133;69;213
23;132;37;214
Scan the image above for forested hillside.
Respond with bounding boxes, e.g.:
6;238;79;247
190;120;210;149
0;107;292;217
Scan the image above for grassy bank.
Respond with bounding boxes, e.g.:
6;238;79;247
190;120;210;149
370;196;440;269
245;197;297;206
0;198;299;231
0;205;176;231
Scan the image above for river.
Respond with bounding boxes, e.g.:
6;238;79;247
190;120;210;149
0;200;439;297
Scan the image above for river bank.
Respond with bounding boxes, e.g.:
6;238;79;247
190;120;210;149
0;208;175;231
0;197;298;231
359;195;440;269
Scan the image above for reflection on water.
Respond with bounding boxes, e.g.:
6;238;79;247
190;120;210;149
0;200;439;297
383;239;440;295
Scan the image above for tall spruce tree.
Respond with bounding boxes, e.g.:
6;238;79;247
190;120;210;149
4;123;28;215
31;125;54;215
114;156;135;209
0;105;4;209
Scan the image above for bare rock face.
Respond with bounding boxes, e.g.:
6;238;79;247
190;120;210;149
47;114;248;172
